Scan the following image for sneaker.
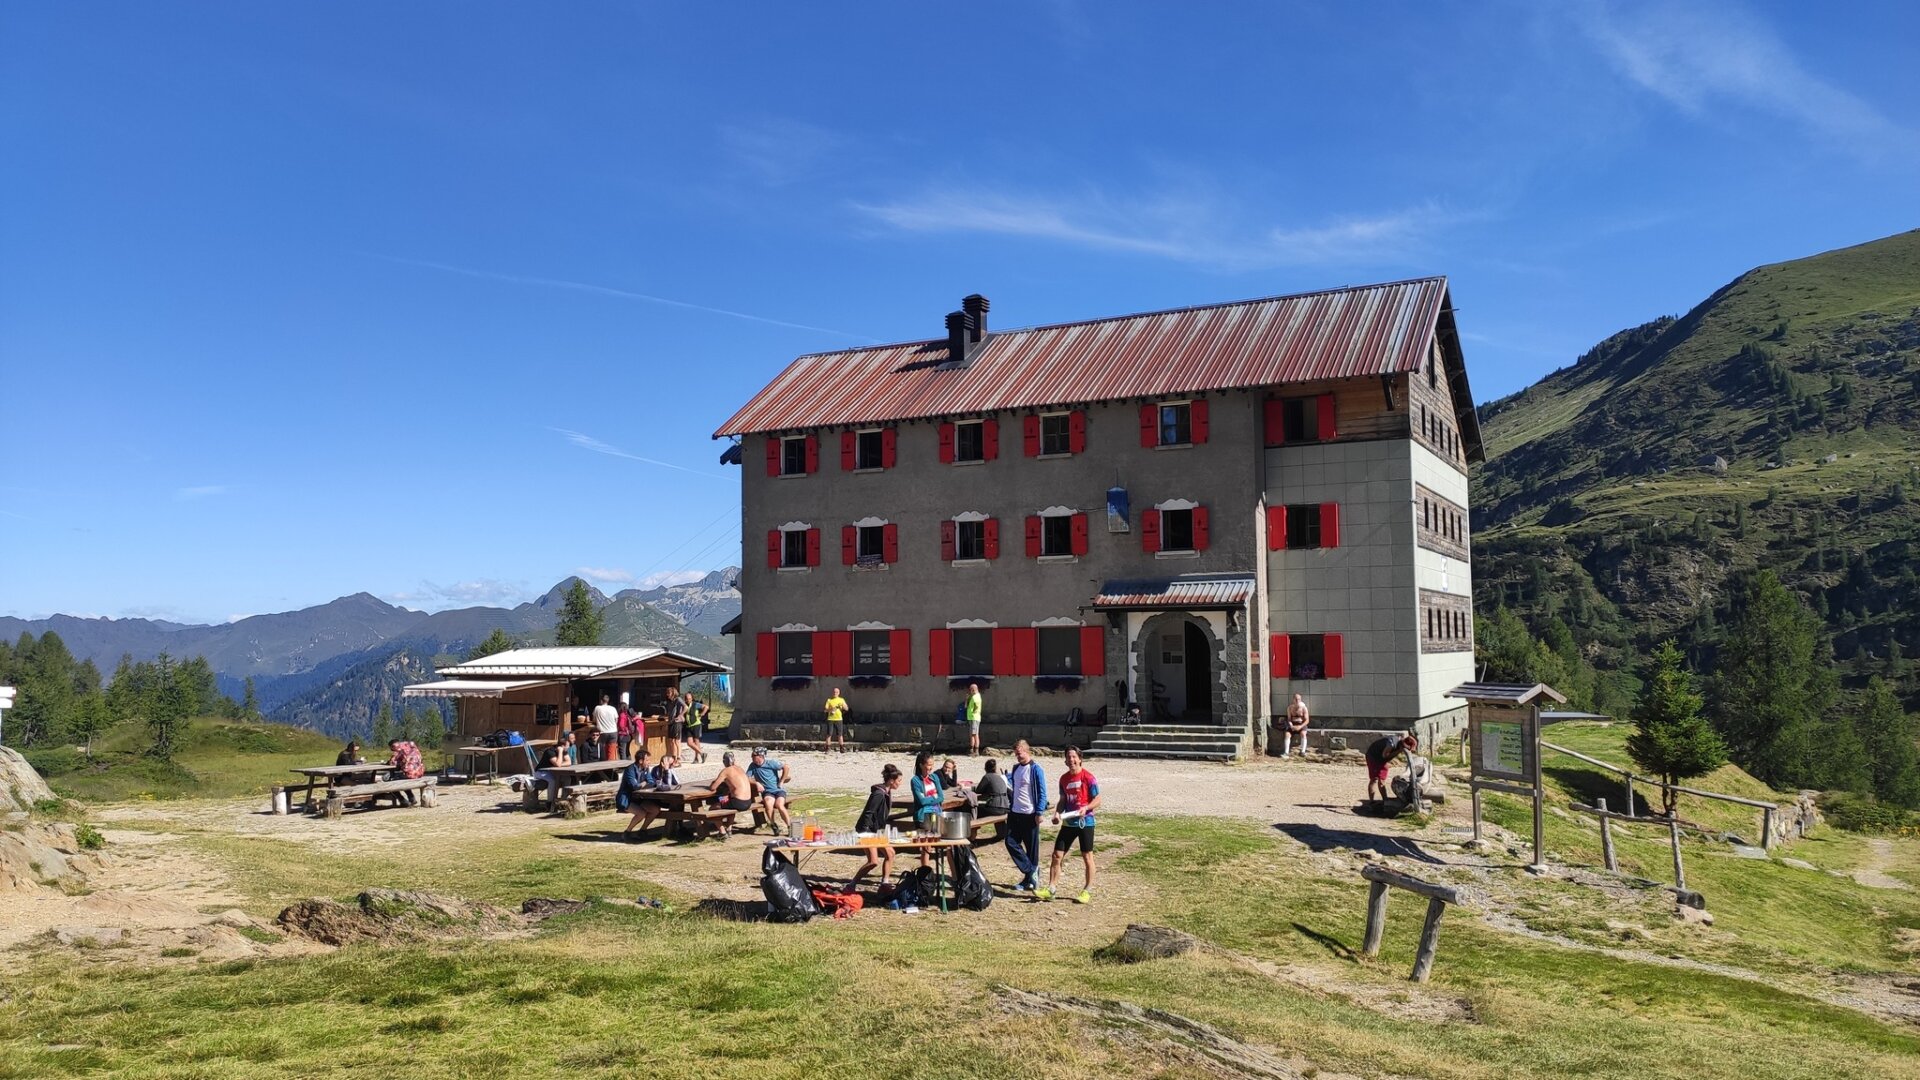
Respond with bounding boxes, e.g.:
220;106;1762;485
1034;886;1054;902
901;905;920;915
1013;881;1033;893
1074;890;1092;905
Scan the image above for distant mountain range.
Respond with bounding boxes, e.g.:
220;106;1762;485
1;568;741;738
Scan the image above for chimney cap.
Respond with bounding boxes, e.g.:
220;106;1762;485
962;293;989;312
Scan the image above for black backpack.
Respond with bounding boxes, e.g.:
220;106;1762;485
760;847;821;924
951;845;993;911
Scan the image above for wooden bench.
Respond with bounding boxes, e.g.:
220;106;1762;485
969;814;1007;841
750;795;805;834
560;780;621;815
661;806;739;839
323;776;438;819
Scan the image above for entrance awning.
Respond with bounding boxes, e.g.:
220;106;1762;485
1093;574;1256;610
401;678;559;699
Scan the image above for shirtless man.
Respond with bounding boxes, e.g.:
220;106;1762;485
706;752;755;836
1283;693;1311;757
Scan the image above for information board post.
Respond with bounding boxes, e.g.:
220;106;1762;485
1448;683;1566;873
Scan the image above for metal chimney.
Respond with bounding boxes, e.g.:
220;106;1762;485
945;310;970;366
962;294;989;343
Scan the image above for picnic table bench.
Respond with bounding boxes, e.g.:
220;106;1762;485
968;814;1007;841
323;776;438;819
663;806;740;839
627;785;737;840
290;763;391;812
559;780;622;815
527;757;630;810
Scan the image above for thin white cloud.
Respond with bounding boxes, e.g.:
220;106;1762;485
551;428;730;479
174;485;228;501
371;254;876;341
577;566;637;586
853;188;1467;271
719;118;848;186
637;569;705;590
1575;0;1912;156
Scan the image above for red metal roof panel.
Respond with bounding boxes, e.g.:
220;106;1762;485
1092;575;1257;610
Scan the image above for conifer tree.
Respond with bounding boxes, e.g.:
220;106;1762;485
555;580;604;647
1626;640;1726;816
1856;678;1920;809
372;702;395;747
467;628;516;661
1710;571;1836;788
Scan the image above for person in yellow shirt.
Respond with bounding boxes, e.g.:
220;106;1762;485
823;687;850;754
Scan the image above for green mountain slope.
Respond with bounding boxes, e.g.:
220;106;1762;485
1473;229;1920;669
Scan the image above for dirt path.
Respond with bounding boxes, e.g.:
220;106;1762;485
1854;837;1912;890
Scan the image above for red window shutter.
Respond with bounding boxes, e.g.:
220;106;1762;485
757;633;777;677
938;422;955;463
841;432;856;471
1014;628;1038;677
1193;505;1210;551
1080;626;1105;676
1069;410;1087;453
765;437;781;477
940;520;956;561
1267;505;1286;551
1317;394;1337;441
890;629;911;676
841;525;857;565
982;419;999;461
881;426;897;468
1024;515;1042;558
882;523;899;564
812;631;831;676
1139;405;1157;447
766;529;782;569
1142;508;1161;552
1263;398;1284;447
804;435;819;473
1022;415;1040;457
983;517;1000;559
1191;399;1209;444
929;630;951;677
1071;513;1089;556
1325;634;1345;679
805;528;821;567
993;628;1017;675
1320;502;1340;548
1271;634;1290;678
836;631;854;677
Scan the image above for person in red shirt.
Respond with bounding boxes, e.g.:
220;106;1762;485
386;739;424;806
1037;746;1101;904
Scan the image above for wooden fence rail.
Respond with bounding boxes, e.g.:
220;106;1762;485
1359;864;1463;983
1541;740;1779;847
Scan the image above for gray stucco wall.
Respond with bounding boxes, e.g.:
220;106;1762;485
734;393;1264;731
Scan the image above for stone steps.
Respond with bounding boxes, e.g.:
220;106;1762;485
1086;725;1246;762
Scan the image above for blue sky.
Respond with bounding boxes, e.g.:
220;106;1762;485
2;1;1915;625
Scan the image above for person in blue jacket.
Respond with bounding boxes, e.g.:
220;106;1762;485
1004;739;1049;892
619;749;660;841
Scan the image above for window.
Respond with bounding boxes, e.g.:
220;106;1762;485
781;436;809;476
1040;413;1072;455
954;421;985;463
1290;634;1327;679
852;630;892;676
1285;504;1323;549
1284;398;1316;442
1429;354;1438;390
1036;627;1082;677
1158;403;1191;447
777;632;814;676
955;520;986;560
1265;394;1336;446
951;628;994;676
1161;508;1195;551
782;530;809;567
855;430;884;469
857;525;885;560
1042;515;1073;556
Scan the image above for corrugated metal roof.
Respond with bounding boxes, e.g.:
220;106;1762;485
438;646;729;678
716;278;1450;436
401;678;557;699
1093;574;1257;609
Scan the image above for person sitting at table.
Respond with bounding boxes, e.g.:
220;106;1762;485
707;752;755;836
649;754;681;788
535;731;575;807
973;758;1011;818
935;757;962;792
844;763;902;893
386;738;425;807
619;749;660;840
747;747;793;835
336;740;365;767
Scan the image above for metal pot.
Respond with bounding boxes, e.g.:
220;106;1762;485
939;810;973;841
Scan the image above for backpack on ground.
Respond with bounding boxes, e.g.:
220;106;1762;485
891;866;933;909
760;847;821;924
950;845;993;911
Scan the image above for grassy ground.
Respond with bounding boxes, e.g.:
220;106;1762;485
25;717;344;803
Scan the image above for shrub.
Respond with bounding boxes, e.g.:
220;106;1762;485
74;823;106;851
1819;791;1918;833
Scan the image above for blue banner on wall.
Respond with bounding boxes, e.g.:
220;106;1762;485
1106;486;1131;533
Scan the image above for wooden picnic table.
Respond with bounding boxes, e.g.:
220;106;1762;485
534;756;632;808
290;763;391;812
626;784;724;837
450;739;553;784
888;792;970;825
767;837;974;913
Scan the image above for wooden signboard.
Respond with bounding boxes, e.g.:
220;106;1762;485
1469;704;1539;787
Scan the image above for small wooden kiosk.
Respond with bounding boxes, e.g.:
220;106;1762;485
1444;681;1566;872
404;645;731;764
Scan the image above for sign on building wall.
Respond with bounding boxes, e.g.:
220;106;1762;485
1106;487;1131;533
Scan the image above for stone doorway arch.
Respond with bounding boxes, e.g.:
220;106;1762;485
1134;611;1226;725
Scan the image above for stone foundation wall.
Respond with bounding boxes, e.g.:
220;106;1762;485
730;715;1085;754
1264;704;1467;757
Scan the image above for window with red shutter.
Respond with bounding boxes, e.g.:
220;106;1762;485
764;437;781;477
992;628;1018;675
940;520;957;561
1316;394;1337;441
1071;513;1089;556
1024;515;1042;558
841;525;857;566
938;423;955;463
1014;628;1038;676
982;419;999;461
1267;505;1286;550
889;629;911;676
983;517;1000;559
1141;508;1161;552
928;630;951;677
812;631;833;675
881;426;897;468
1320;503;1340;548
803;435;819;474
1263;399;1285;447
1190;399;1209;444
1022;415;1040;457
882;523;899;564
1069;410;1087;453
1270;633;1290;677
1193;506;1210;551
1080;626;1105;676
805;528;821;567
1325;634;1345;678
765;530;781;569
1138;405;1157;447
756;633;776;677
841;432;856;471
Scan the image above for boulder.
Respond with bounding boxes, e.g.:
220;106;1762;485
1779;857;1817;872
1099;924;1202;963
1673;904;1715;926
0;746;56;813
53;926;125;947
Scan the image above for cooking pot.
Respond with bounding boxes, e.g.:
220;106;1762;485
939;810;973;841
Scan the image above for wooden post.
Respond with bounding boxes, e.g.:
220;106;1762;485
1624;774;1636;817
1471;787;1483;843
420;783;437;808
1596;797;1616;872
1531;776;1547;871
522;783;541;814
1760;805;1774;849
1669;816;1686;892
1411;897;1447;983
1362;881;1389;957
323;794;343;820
